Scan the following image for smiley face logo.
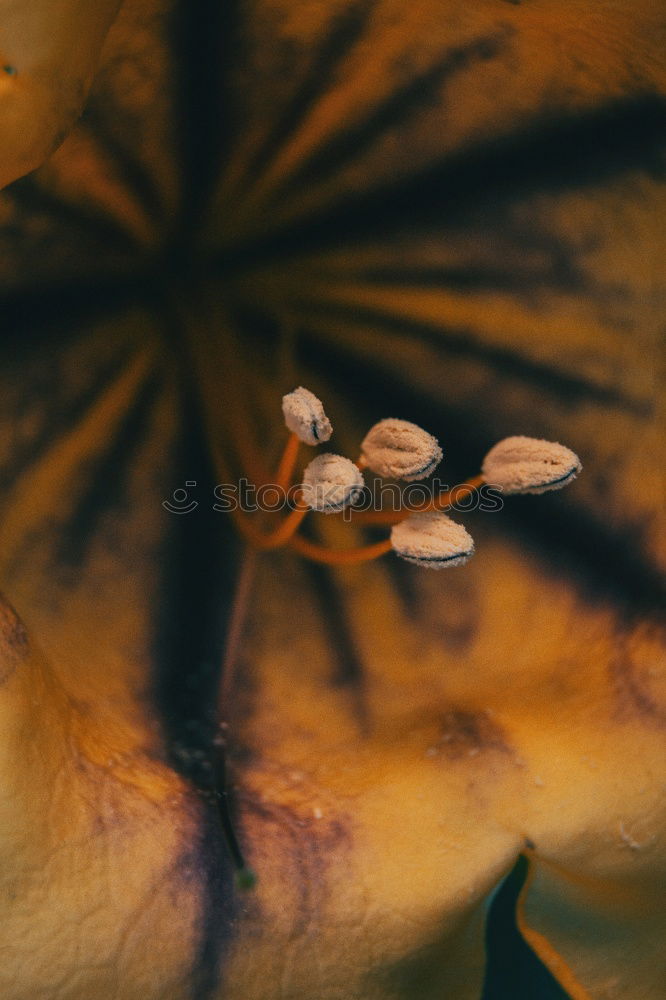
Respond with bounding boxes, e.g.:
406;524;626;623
162;481;198;514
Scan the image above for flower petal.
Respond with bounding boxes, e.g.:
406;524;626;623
1;0;665;996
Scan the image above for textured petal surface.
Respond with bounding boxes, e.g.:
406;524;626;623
0;1;665;998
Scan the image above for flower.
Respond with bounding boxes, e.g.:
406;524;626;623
0;2;664;999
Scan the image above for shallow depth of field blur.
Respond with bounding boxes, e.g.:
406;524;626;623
0;2;664;999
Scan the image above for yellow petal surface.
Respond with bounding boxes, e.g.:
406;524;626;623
0;0;665;998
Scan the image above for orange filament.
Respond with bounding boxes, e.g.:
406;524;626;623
426;475;484;510
230;458;484;565
290;534;392;565
349;476;484;525
275;432;300;491
231;501;309;550
229;432;307;549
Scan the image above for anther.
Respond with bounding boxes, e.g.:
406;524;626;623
282;387;333;446
482;436;582;495
301;454;364;513
391;512;474;569
360;418;442;481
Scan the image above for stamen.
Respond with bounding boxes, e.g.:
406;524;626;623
360;418;442;481
482;437;582;495
301;454;364;514
224;386;581;572
391;512;475;569
282;387;333;446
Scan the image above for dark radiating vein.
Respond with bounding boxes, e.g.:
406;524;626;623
330;264;576;295
0;335;142;493
242;0;378;188
297;335;666;619
304;299;651;415
283;210;598;303
1;274;153;344
303;559;369;732
279;31;508;199
153;296;239;1000
215;95;666;271
54;371;162;570
8;175;141;255
382;553;421;620
231;295;651;416
81;104;168;229
165;0;254;986
340;256;589;296
501;489;666;623
169;0;241;251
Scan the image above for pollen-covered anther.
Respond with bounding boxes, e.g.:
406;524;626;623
482;436;582;495
301;454;364;513
282;386;333;445
360;418;442;481
391;512;474;569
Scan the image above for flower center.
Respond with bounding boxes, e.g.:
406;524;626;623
227;388;581;569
